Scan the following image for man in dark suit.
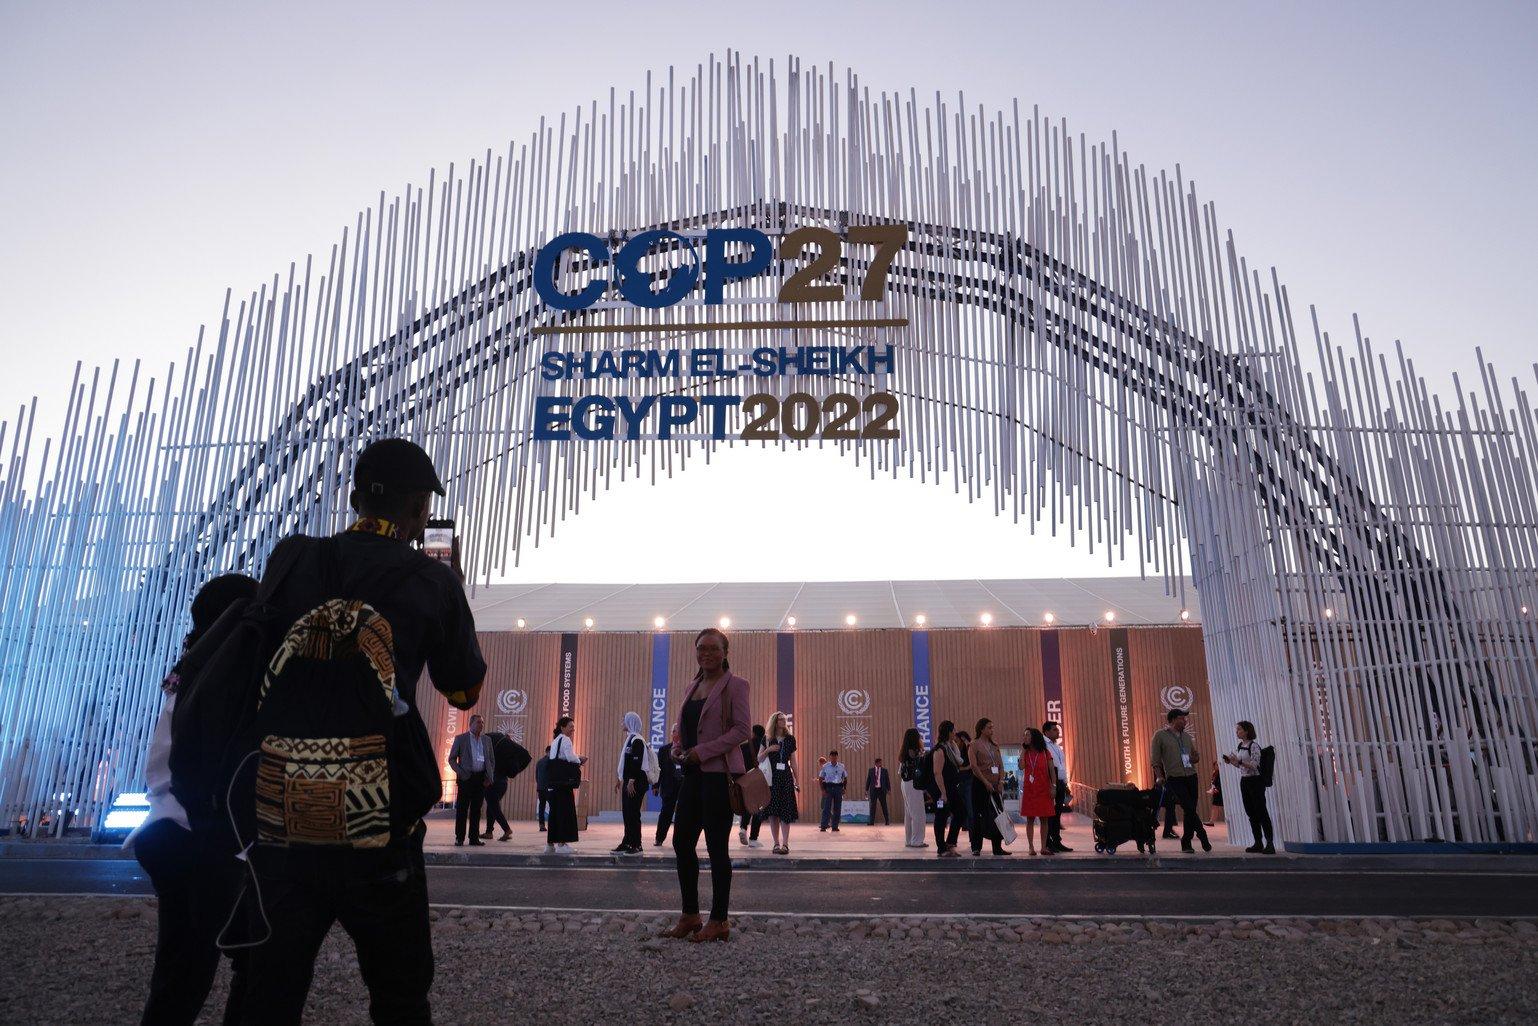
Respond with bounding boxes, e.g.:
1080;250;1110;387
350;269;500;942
653;724;684;846
865;758;892;825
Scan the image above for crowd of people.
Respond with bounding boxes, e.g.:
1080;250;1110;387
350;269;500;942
122;436;1277;1023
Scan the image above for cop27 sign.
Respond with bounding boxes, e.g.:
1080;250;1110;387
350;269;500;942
532;225;909;442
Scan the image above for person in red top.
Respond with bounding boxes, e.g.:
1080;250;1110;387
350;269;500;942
1018;727;1059;856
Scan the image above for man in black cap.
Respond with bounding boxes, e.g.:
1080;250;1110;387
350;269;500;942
241;437;486;1025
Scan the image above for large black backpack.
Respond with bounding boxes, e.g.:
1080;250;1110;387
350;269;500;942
251;538;438;848
914;748;938;797
168;539;306;850
1259;745;1276;788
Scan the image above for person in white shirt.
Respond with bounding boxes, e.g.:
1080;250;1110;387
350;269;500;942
818;750;849;831
1222;720;1275;854
1042;720;1073;853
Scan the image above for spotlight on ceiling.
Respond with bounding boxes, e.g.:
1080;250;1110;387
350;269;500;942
719;616;731;629
1043;611;1056;625
979;612;993;626
844;614;857;627
583;617;595;629
515;618;526;629
1103;610;1116;623
786;616;797;628
653;616;666;629
914;613;927;626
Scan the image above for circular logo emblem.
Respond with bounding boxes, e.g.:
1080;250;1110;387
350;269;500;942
1160;684;1194;711
837;689;871;716
496;689;529;715
838;720;872;751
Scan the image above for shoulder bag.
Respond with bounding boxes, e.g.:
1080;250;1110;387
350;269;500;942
717;677;770;816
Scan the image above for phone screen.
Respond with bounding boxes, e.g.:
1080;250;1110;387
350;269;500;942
423;519;455;564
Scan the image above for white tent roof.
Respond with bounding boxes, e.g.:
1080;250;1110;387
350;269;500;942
465;577;1199;632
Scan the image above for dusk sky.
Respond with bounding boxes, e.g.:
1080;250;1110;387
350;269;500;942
3;1;1534;582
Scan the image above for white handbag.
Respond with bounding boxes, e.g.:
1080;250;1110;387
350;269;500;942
992;794;1017;845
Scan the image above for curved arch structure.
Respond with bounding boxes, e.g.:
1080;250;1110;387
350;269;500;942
1;54;1535;845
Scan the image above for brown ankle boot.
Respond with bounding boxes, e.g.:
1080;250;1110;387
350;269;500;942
659;914;703;939
689;919;730;943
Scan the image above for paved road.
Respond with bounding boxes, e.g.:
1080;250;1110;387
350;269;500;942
6;858;1538;918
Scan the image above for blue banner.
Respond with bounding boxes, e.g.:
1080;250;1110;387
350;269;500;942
646;633;671;811
911;630;933;748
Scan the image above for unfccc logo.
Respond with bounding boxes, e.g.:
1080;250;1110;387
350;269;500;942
497;689;529;715
837;689;872;716
1161;684;1193;710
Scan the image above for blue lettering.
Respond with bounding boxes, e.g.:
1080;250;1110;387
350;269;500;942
534;232;610;311
704;228;773;304
615;230;700;309
533;396;573;440
572;395;615;440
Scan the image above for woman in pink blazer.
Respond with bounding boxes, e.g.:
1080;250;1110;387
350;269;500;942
660;627;752;943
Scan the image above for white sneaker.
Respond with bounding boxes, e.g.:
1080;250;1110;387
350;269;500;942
748;839;763;848
554;843;574;855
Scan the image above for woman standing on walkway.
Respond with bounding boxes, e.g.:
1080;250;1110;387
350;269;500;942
944;729;974;852
545;717;585;855
898;728;929;849
929;720;962;857
967;719;1012;857
762;711;798;855
1223;720;1275;853
661;627;752;943
614;712;649;856
1018;727;1057;856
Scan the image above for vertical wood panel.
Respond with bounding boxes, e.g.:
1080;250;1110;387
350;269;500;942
792;630;914;823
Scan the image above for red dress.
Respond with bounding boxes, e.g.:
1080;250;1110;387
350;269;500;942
1018;750;1056;818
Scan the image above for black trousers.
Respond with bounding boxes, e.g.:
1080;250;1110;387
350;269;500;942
1165;775;1208;844
135;819;246;1026
243;837;432;1025
482;777;510;835
738;809;763;838
621;778;646;849
536;789;549;829
933;797;955;849
1046;780;1067;847
968;779;1005;853
869;791;890;824
454;776;485;843
655;789;679;843
945;782;972;848
1240;776;1274;847
672;771;734;922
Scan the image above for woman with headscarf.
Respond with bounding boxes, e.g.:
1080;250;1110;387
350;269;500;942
614;711;650;856
130;572;258;1026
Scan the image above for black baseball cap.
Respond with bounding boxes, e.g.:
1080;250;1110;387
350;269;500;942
1167;708;1189;721
354;438;445;496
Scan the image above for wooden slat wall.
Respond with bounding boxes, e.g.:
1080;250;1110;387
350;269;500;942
1058;629;1118;793
792;630;914;823
415;625;1214;822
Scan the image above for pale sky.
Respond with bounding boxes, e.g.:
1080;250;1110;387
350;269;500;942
3;1;1534;583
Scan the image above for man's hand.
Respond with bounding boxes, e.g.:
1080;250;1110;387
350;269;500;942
626;780;636;798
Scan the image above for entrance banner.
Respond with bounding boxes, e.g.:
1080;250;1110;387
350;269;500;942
646;633;671;811
558;632;579;719
776;632;795;734
910;630;933;749
1107;628;1134;779
1041;629;1063;729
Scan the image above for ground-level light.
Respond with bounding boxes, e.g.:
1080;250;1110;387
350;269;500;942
94;791;150;842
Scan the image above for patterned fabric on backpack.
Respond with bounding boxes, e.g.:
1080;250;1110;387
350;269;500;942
254;598;398;848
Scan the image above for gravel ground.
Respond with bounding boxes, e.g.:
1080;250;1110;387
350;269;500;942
2;897;1536;1024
